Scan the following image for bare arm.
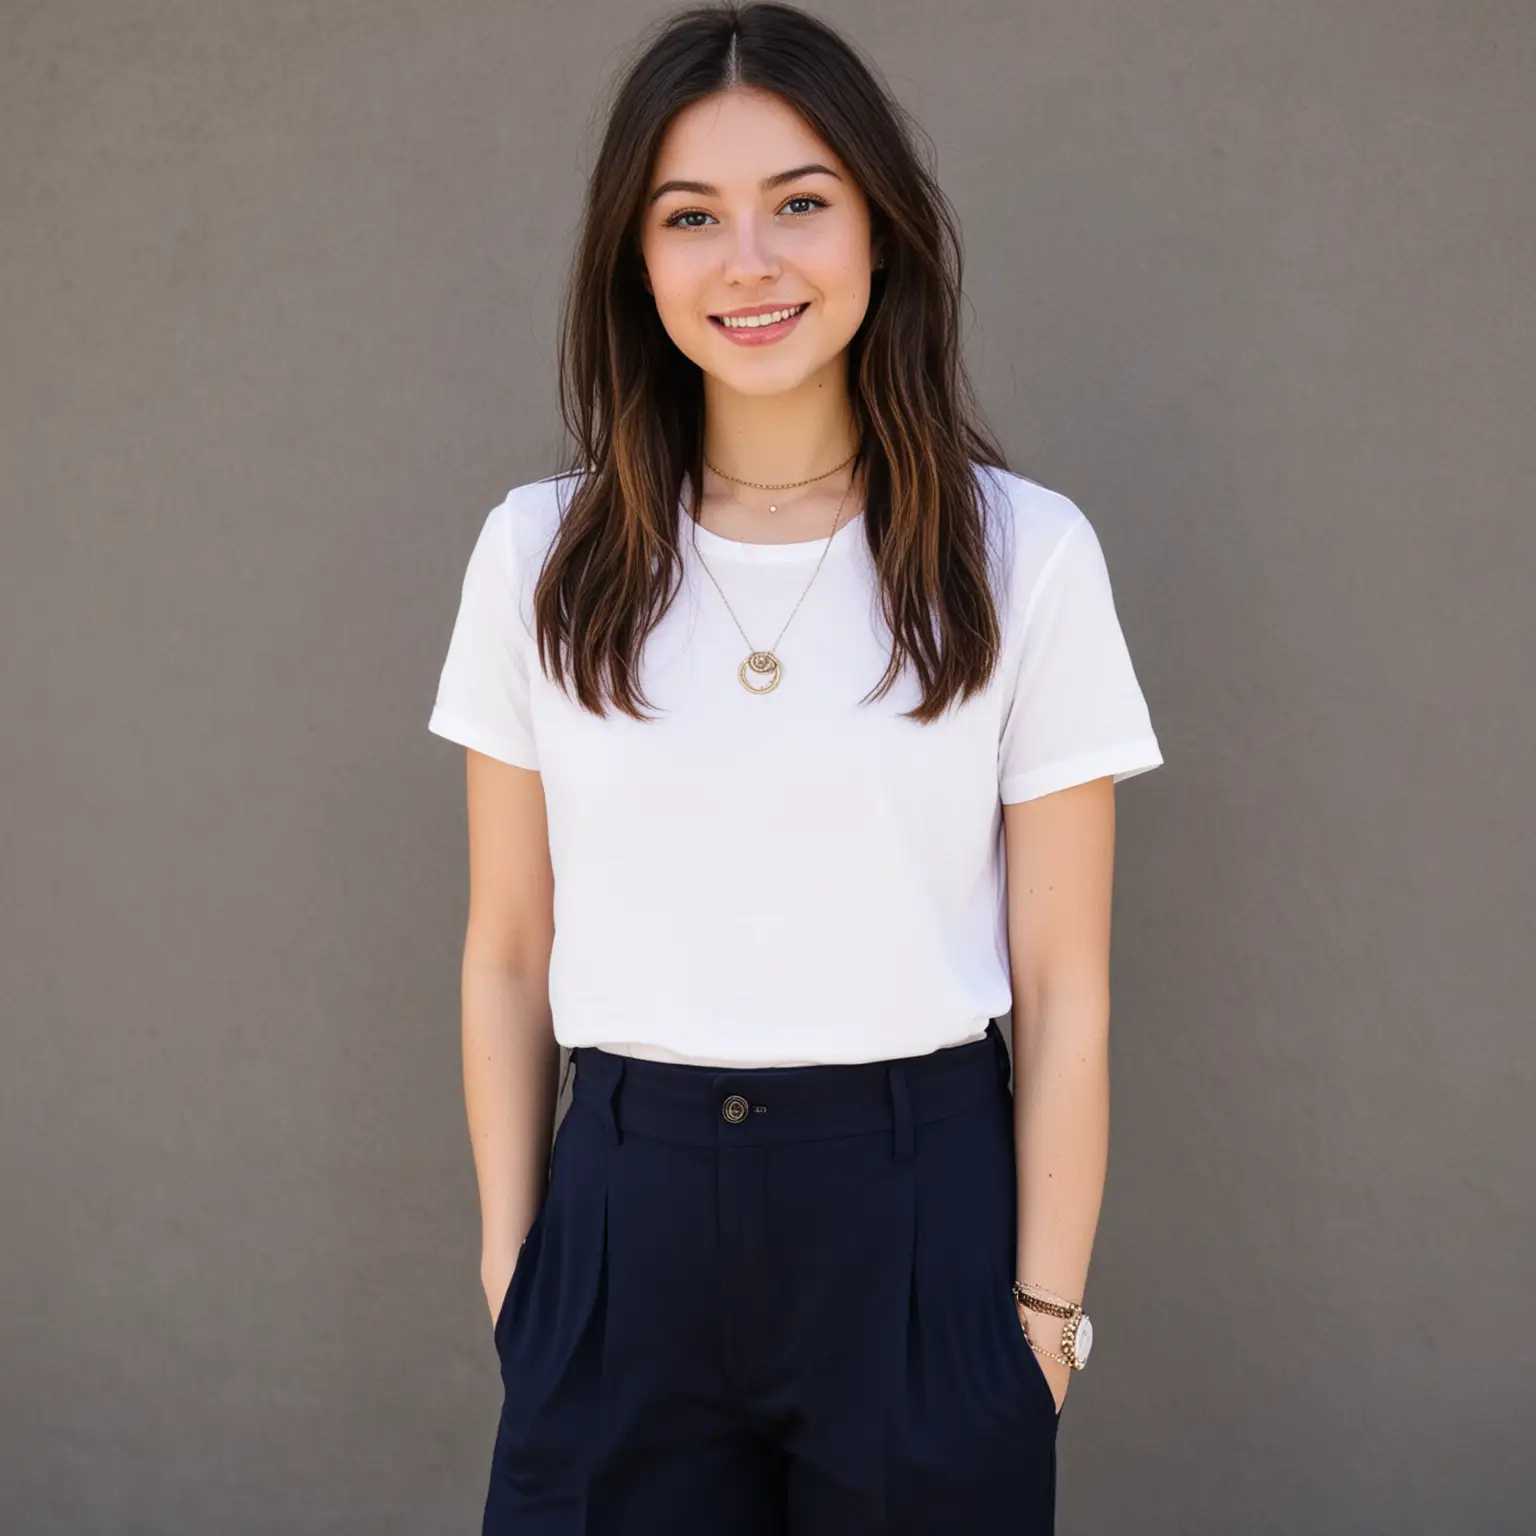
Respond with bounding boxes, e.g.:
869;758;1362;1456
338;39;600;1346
1002;774;1118;1411
460;747;560;1326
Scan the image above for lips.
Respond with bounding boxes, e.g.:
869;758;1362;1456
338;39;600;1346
709;301;811;326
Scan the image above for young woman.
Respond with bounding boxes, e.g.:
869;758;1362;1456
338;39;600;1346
428;4;1163;1530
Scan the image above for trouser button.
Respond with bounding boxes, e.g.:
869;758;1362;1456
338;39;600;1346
721;1094;749;1124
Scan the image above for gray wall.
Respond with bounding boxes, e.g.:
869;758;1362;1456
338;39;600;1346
3;2;1531;1531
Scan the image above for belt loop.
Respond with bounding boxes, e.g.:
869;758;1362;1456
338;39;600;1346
988;1017;1013;1089
577;1047;626;1146
603;1055;626;1146
888;1062;914;1163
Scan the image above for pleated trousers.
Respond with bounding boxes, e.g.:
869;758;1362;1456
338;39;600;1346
483;1016;1060;1534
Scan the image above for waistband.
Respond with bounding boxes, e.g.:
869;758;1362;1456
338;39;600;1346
569;1017;1012;1160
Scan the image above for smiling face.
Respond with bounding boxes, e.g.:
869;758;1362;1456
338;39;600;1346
639;87;878;398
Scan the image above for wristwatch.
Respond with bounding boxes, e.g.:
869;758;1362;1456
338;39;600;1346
1012;1281;1094;1371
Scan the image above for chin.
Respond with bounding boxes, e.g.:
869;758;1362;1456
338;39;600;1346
711;364;824;398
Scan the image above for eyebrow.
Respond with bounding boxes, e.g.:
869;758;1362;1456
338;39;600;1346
647;163;843;206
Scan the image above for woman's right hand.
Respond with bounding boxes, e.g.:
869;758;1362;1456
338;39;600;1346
482;1244;520;1330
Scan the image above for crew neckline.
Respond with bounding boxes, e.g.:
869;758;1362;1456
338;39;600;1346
678;472;865;564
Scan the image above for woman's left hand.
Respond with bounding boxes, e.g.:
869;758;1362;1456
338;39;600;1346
1019;1299;1071;1413
1039;1351;1071;1414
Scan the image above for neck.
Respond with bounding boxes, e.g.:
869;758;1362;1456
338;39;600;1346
700;357;859;488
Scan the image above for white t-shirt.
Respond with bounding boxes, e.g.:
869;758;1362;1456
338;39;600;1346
428;463;1163;1067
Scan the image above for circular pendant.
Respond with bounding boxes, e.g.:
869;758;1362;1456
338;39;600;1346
739;650;781;694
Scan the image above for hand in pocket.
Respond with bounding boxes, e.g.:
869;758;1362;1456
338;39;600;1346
483;1240;525;1334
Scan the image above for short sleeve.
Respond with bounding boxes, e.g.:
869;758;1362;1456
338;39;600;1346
427;494;541;770
998;512;1163;803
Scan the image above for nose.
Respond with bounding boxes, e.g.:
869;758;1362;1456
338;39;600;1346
719;218;779;284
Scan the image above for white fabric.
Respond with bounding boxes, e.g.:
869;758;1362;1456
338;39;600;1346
428;463;1163;1067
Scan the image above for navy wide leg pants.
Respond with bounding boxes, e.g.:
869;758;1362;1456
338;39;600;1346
483;1018;1060;1534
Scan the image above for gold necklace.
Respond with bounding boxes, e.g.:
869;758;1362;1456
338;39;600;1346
688;473;856;695
703;447;858;513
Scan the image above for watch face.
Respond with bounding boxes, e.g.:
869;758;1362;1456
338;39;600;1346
1073;1314;1093;1364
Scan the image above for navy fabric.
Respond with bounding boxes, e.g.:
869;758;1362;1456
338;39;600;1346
483;1017;1060;1534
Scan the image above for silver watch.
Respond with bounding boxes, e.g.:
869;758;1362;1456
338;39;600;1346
1012;1281;1094;1370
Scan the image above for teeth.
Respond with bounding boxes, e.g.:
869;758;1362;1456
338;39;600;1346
718;304;806;329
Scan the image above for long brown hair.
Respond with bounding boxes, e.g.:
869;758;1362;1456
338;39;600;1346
537;0;1015;725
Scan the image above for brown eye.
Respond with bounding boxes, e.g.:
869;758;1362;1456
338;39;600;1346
661;194;829;230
